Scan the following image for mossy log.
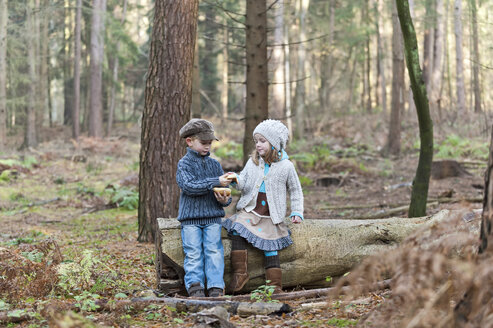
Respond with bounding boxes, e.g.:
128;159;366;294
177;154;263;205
157;210;451;293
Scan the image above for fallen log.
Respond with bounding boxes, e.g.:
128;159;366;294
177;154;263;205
157;210;452;293
203;279;392;302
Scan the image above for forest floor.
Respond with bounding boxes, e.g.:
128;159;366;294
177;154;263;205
0;113;489;327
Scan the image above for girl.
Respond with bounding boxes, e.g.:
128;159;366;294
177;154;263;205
223;119;303;294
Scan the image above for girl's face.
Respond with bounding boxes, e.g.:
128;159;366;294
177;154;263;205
254;134;271;157
186;137;212;156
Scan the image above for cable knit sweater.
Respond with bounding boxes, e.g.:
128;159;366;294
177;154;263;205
176;148;231;225
235;155;304;225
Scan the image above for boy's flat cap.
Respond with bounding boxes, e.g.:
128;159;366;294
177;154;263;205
179;119;219;140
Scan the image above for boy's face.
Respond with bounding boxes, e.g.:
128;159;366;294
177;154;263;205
186;137;213;156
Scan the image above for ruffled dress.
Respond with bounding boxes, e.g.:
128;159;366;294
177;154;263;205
222;163;293;251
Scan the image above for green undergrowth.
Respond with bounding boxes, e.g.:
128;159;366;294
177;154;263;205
290;141;373;175
213;140;243;161
413;134;489;161
0;152;160;326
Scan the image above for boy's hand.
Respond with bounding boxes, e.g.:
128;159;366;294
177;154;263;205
225;172;238;183
291;216;302;224
219;173;233;186
214;191;230;204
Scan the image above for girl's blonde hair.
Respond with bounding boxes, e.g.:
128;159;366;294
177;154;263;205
251;146;281;165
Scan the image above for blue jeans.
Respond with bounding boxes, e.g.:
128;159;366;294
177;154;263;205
181;223;225;290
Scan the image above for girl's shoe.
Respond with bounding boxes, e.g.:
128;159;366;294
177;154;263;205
228;250;249;293
265;267;283;294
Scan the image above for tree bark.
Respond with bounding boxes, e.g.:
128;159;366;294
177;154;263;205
469;0;481;113
157;210;461;292
219;22;228;120
284;23;292;135
243;0;269;164
89;0;106;138
73;0;82;140
453;0;466;116
293;0;309;141
396;0;434;218
138;0;199;243
318;0;334;117
422;0;435;88
63;0;73;126
24;0;38;148
375;0;387;114
107;0;127;136
0;0;7;150
385;0;405;156
38;0;49;135
270;0;285;120
191;34;201;119
430;0;444;117
387;0;405;155
201;4;218;108
364;1;372;113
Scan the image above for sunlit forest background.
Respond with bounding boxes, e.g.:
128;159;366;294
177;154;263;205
1;0;492;149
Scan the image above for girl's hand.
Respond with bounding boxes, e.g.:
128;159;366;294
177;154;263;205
219;173;232;186
291;216;302;224
214;191;230;204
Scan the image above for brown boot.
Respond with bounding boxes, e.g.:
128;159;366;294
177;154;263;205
265;267;283;294
228;250;249;293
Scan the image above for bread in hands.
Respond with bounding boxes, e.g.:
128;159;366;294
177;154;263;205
213;187;231;196
225;173;237;183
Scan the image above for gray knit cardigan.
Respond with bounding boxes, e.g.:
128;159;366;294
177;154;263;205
235;156;303;224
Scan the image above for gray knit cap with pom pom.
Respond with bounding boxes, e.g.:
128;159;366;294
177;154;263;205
253;119;289;151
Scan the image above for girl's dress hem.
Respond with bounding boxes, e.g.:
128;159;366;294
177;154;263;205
222;214;293;251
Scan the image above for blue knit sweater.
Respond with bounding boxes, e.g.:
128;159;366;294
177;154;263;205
176;148;231;225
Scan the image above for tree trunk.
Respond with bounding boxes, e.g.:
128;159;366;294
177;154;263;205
89;0;106;138
293;0;308;141
453;0;466;116
38;0;49;135
24;0;38;148
243;0;269;164
364;1;372;113
201;4;218;108
386;0;405;156
191;34;201;119
444;0;453;114
453;125;493;325
270;0;285;120
73;0;82;140
138;0;199;243
107;0;127;137
422;0;435;88
396;0;433;218
63;0;73;126
220;24;228;121
0;0;7;150
157;210;459;292
430;0;444;116
284;23;292;136
319;0;334;115
219;23;228;120
375;0;386;114
469;0;481;113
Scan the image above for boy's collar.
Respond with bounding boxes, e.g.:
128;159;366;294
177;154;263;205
187;147;210;157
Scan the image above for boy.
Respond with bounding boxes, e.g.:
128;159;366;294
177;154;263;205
176;119;232;297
